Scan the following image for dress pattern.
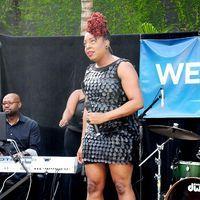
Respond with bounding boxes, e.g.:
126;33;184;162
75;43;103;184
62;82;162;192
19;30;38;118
82;58;139;164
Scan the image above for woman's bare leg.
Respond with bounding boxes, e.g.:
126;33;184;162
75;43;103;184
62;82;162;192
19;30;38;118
85;163;106;200
109;163;136;200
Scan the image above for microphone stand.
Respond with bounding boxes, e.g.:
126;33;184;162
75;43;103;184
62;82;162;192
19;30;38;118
138;89;172;200
137;91;161;200
138;95;161;120
0;141;31;199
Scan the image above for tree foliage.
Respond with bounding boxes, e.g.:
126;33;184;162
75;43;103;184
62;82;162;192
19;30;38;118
0;0;199;36
170;0;200;31
0;0;81;36
93;0;168;34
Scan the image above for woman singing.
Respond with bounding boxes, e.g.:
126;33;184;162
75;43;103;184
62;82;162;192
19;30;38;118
77;12;143;200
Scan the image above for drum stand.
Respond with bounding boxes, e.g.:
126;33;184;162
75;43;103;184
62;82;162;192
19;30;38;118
139;137;173;200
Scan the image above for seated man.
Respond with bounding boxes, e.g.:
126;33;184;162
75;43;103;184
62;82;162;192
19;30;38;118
0;93;40;199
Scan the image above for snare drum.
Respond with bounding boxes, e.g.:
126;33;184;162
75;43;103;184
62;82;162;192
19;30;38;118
172;161;200;181
165;177;200;200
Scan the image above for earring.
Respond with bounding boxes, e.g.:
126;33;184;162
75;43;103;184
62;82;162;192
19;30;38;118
108;46;113;54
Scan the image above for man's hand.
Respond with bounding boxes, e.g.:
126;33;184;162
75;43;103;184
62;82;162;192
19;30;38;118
13;151;30;158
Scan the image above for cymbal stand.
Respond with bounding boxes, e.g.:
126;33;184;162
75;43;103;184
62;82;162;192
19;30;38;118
139;137;173;200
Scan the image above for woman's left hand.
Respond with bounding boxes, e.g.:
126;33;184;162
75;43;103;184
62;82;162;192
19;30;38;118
87;112;108;124
59;118;68;127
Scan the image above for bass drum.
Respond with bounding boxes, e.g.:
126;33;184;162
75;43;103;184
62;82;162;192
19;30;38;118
165;177;200;200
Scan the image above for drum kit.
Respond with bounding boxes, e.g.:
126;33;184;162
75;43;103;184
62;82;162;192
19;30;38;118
140;124;200;200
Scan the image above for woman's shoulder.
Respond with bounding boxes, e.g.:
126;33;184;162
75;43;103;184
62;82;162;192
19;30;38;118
117;57;131;64
111;58;134;73
117;58;134;68
116;58;138;79
69;89;85;102
108;57;131;68
73;89;84;96
70;89;81;98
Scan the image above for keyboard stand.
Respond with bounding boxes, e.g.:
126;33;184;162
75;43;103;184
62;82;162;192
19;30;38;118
0;174;31;199
0;141;30;199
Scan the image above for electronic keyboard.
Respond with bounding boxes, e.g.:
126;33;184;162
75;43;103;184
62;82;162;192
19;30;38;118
0;156;78;174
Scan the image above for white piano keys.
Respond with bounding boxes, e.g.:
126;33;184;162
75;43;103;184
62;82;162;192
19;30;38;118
0;156;78;174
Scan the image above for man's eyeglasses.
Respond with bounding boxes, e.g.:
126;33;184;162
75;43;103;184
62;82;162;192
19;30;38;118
1;101;19;106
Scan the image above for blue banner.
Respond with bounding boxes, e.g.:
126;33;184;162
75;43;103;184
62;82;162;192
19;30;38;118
139;36;200;118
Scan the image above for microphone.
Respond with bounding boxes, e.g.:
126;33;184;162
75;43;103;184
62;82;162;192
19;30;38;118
93;123;100;136
81;82;100;137
85;99;100;137
160;88;165;108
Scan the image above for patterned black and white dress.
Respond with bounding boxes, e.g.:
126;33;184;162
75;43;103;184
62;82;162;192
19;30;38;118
82;58;139;164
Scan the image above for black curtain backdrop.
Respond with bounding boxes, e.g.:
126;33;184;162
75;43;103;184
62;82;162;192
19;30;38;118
0;32;199;200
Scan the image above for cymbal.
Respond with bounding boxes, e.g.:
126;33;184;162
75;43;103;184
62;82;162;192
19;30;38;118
148;125;200;140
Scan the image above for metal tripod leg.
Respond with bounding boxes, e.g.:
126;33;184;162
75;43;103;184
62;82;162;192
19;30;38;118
0;174;31;199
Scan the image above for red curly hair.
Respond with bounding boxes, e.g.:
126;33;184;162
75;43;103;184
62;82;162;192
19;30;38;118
86;12;109;37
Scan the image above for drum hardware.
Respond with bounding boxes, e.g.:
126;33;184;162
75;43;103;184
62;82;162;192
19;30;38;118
164;177;200;200
196;148;200;160
148;125;200;141
186;165;190;171
170;164;177;170
139;137;173;200
170;149;181;171
172;161;200;182
140;123;200;200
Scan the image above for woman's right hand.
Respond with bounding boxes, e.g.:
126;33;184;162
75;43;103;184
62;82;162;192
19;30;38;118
59;119;68;127
77;145;83;164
